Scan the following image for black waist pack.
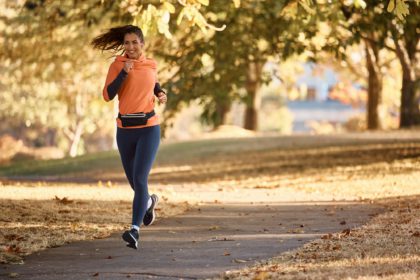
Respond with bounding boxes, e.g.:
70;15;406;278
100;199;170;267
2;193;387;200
118;110;155;127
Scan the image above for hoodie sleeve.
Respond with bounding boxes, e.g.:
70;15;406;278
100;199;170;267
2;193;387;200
102;63;127;102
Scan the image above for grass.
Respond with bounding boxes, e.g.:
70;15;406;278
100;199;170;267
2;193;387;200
0;138;248;178
0;150;120;178
1;131;418;178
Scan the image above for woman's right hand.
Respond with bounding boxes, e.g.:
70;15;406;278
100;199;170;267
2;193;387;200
123;60;134;73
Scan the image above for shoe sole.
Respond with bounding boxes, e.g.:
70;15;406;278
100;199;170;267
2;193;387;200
122;231;138;250
144;194;159;226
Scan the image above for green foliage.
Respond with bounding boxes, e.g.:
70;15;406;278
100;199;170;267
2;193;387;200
158;0;319;128
120;0;242;37
387;0;414;20
0;1;121;155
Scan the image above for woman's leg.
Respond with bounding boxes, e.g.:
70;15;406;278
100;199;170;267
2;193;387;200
131;125;161;227
116;128;136;191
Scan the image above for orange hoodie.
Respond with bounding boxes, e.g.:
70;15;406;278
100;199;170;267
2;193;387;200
103;53;159;129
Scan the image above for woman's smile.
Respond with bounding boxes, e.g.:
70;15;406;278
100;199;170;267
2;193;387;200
124;33;143;59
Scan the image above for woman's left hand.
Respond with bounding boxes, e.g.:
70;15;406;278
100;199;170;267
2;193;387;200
157;92;167;104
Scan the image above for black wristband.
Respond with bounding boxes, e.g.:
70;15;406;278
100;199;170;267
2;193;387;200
154;83;166;97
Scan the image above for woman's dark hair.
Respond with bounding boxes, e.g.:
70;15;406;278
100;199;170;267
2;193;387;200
91;25;144;52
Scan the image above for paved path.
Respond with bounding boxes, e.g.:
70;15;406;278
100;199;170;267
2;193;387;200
1;202;383;279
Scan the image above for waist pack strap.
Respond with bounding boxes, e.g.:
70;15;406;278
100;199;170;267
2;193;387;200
118;110;155;119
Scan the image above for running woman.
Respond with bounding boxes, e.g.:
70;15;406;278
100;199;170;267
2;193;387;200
91;25;167;249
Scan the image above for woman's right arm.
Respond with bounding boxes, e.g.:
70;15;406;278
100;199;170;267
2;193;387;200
102;64;128;102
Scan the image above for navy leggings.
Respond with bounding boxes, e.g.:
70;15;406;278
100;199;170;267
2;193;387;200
116;125;160;227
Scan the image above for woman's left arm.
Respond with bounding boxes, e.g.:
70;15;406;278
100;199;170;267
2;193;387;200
154;83;167;104
153;83;165;97
153;62;167;104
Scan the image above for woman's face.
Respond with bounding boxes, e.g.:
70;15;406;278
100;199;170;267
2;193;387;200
124;33;143;59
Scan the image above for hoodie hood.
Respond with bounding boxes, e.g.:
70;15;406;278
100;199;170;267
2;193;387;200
114;53;156;70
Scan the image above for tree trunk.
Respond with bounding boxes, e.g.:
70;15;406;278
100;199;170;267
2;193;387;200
244;62;263;131
391;27;420;127
68;92;85;157
69;121;83;157
364;40;383;130
399;72;420;127
214;102;230;128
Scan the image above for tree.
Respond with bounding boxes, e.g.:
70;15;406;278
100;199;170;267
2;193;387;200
156;0;410;131
157;0;319;131
0;1;124;156
389;4;420;127
313;0;418;129
351;1;419;128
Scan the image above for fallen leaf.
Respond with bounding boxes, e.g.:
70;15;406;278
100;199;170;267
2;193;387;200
93;272;99;277
341;228;351;236
288;228;305;234
233;258;247;263
223;251;231;256
321;233;333;239
54;196;73;204
208;226;220;231
208;237;234;242
6;245;22;253
4;234;24;242
326;210;336;216
254;271;268;280
412;231;420;237
340;220;346;225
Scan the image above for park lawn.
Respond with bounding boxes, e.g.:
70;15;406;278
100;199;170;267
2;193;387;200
0;136;279;179
1;130;418;180
1;131;420;274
